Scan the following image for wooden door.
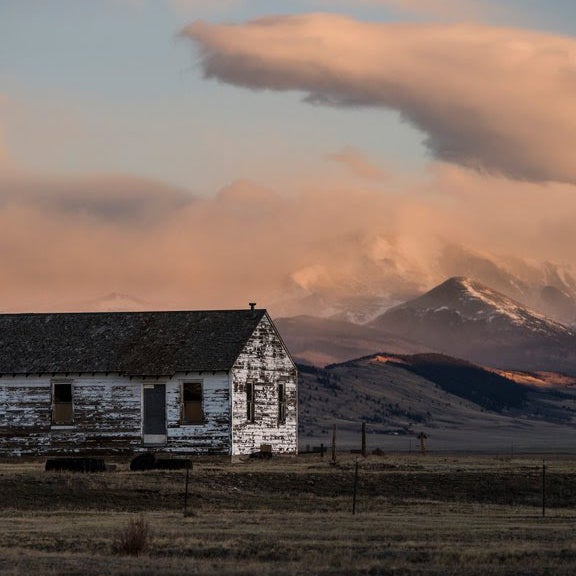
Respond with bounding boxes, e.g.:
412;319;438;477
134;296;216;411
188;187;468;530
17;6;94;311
143;384;167;445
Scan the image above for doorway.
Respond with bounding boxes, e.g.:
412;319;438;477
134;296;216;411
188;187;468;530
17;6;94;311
142;383;167;445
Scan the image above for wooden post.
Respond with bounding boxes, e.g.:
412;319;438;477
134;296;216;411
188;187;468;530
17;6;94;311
331;425;337;464
542;460;546;518
361;422;367;457
352;457;359;515
418;432;428;456
183;466;190;515
320;443;324;458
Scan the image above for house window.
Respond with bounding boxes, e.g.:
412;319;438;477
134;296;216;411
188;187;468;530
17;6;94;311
52;381;73;425
278;383;287;425
182;382;203;424
246;381;255;423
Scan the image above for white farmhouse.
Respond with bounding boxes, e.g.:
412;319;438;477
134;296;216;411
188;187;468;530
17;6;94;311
0;306;297;457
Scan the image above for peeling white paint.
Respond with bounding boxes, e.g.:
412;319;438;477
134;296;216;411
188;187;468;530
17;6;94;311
231;315;298;456
0;314;298;457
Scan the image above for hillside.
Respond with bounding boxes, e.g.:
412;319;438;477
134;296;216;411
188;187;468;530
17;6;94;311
298;352;576;452
275;315;430;366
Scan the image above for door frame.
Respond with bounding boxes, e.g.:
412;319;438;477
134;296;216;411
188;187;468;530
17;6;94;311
141;382;168;446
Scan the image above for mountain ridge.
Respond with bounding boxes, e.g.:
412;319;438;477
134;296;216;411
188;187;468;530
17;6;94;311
275;276;576;374
370;276;576;373
270;242;576;325
298;350;576;451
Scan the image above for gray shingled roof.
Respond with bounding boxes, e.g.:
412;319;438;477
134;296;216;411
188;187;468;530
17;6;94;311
0;309;266;376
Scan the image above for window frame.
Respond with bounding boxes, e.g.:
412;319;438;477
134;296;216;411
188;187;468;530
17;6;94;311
51;379;74;427
180;380;204;425
246;380;256;423
278;382;287;425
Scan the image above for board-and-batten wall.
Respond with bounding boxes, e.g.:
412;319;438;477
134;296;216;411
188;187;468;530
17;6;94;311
0;373;231;456
231;315;298;455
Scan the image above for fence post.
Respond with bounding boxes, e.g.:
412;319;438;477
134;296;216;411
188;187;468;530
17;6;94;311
542;460;546;518
418;432;428;456
361;422;367;457
183;466;190;515
352;457;359;515
331;425;337;464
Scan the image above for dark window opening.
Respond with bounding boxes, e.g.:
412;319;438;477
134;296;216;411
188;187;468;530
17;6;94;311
246;382;255;423
52;382;73;425
182;382;203;424
278;383;287;425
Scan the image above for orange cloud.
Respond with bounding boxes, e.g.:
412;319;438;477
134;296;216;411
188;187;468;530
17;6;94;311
327;0;494;21
0;100;12;171
328;147;388;181
0;165;575;316
0;136;8;170
0;172;193;223
183;14;576;184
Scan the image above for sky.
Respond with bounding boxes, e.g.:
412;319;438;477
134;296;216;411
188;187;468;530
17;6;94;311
1;0;576;313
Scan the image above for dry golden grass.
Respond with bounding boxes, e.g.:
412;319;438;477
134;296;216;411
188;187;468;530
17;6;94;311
1;454;576;575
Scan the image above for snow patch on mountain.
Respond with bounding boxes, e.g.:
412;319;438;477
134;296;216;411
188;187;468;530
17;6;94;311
452;277;573;336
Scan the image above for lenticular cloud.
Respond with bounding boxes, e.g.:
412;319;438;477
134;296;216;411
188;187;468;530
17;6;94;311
183;13;576;184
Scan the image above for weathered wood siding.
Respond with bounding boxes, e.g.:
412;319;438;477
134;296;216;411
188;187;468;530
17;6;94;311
165;373;231;454
0;373;231;456
0;375;141;456
231;315;298;455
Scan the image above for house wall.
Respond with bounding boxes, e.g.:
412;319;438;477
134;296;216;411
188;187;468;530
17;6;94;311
0;373;231;456
231;314;298;455
165;372;231;454
0;375;141;456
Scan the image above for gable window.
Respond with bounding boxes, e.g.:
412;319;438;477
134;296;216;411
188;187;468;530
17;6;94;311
246;381;255;423
52;381;73;425
278;383;287;425
182;382;203;424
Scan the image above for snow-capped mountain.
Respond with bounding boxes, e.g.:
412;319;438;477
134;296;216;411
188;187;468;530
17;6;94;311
371;277;576;372
376;276;573;337
269;239;576;326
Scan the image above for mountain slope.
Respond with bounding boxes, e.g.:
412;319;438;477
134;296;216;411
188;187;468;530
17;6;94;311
271;241;576;325
370;277;576;373
376;353;528;412
275;315;431;366
298;353;576;452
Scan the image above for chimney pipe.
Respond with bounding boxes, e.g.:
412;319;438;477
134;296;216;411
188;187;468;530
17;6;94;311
249;302;256;311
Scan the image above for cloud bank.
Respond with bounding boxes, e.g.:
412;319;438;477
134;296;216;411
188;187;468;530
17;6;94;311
0;165;576;314
328;0;493;21
182;13;576;184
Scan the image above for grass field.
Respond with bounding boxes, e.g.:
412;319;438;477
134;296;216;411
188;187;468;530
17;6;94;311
1;454;576;575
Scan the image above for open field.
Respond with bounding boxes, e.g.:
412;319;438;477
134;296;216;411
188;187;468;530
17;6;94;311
2;454;576;575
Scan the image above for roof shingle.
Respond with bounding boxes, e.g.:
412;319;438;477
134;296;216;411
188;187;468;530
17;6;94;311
0;309;266;376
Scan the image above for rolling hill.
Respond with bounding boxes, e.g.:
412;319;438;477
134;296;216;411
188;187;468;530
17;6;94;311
298;352;576;452
275;315;430;366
